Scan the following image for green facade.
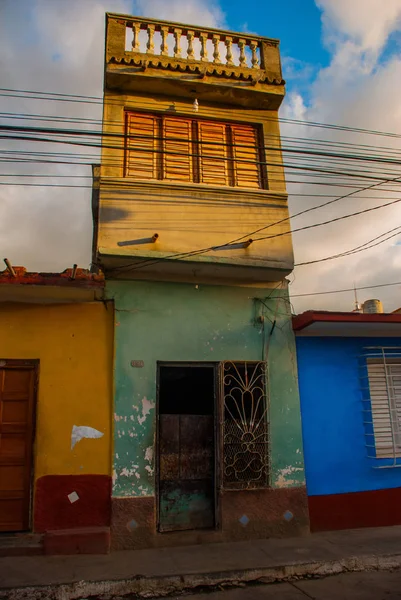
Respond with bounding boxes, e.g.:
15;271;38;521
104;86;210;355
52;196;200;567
106;279;305;498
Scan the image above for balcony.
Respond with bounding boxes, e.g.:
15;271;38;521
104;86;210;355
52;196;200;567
105;13;285;109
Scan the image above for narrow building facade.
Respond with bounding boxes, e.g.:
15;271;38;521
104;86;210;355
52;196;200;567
94;13;308;549
0;267;113;554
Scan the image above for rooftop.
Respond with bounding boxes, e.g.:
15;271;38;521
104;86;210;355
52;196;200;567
104;13;285;109
293;310;401;338
0;264;104;304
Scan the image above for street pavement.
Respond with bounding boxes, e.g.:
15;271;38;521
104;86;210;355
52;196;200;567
173;570;401;600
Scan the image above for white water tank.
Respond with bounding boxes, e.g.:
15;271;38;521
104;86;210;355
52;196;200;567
362;299;384;314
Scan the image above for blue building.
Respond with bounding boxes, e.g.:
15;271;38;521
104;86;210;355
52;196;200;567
294;310;401;532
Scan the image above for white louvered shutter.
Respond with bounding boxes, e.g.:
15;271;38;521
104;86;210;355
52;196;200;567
367;359;401;457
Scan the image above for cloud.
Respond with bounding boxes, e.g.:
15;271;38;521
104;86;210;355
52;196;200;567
316;0;401;55
282;0;401;313
2;0;401;316
0;0;224;271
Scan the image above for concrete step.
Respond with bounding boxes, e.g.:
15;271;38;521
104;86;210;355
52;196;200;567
0;533;44;557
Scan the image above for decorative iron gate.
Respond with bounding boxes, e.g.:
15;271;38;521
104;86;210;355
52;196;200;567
221;361;269;489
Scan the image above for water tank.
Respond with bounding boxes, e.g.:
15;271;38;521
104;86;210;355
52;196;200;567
362;299;384;314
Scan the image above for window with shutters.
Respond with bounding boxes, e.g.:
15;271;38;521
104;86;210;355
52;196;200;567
366;352;401;459
125;112;266;189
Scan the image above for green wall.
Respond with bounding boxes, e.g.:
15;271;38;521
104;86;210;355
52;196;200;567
106;279;305;498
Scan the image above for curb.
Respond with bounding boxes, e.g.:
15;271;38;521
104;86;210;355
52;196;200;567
1;553;401;599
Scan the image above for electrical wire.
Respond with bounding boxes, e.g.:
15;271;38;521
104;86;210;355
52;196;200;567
294;225;401;266
289;280;401;298
2;87;401;142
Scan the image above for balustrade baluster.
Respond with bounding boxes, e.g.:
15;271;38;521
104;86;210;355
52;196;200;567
147;24;155;55
160;26;169;56
238;39;247;67
225;36;234;66
212;34;221;64
199;33;208;61
131;22;141;52
249;40;259;68
174;28;182;58
187;31;195;60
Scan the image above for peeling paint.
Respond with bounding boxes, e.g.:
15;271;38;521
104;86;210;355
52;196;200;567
138;396;155;425
108;280;305;499
275;466;304;488
71;425;103;450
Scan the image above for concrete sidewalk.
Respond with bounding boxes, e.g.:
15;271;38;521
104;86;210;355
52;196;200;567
1;526;401;599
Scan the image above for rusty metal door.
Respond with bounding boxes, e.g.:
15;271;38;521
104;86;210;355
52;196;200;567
157;365;215;532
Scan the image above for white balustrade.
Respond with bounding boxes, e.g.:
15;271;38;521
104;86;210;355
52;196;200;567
124;19;262;69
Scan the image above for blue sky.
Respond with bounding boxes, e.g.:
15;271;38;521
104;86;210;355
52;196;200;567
227;0;328;69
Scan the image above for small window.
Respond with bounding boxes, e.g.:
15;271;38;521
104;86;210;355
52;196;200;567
221;361;269;489
125;112;266;190
367;354;401;458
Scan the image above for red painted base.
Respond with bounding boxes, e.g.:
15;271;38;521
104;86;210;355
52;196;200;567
34;475;112;532
309;487;401;532
43;527;110;555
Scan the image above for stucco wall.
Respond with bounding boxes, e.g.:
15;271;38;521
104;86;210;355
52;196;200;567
106;279;305;498
1;302;113;480
297;336;401;497
97;92;294;278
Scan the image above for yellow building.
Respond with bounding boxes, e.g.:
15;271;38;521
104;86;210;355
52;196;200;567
94;14;293;285
0;266;113;554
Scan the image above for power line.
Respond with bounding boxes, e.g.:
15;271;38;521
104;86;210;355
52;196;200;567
294;225;401;266
2;87;401;141
254;196;401;243
110;178;401;274
290;280;401;298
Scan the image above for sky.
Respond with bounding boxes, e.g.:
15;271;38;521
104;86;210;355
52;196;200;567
1;0;401;312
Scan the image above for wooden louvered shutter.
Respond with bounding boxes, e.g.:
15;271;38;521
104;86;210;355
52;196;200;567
126;113;160;180
163;118;192;182
368;359;401;456
198;122;229;186
230;124;262;189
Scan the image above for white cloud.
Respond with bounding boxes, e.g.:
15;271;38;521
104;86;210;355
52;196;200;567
2;0;401;315
0;0;224;271
316;0;401;55
283;0;401;313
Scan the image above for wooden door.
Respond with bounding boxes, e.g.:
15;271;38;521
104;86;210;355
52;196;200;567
157;365;216;533
0;363;36;532
159;414;215;532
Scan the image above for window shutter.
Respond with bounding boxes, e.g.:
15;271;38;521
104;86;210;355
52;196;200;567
126;113;160;180
230;124;262;189
368;359;401;456
198;122;229;186
163;117;193;182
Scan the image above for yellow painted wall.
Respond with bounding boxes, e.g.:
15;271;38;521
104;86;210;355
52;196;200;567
1;301;113;480
97;92;294;274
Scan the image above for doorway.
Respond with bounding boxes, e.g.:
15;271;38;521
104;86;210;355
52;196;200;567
157;364;216;532
0;361;37;532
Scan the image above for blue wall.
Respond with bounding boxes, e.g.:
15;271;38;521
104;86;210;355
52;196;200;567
296;336;401;497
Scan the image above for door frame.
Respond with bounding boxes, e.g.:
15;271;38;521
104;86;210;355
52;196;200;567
155;361;221;533
0;358;39;532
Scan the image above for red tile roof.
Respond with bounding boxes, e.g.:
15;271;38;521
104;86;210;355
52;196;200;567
0;266;104;289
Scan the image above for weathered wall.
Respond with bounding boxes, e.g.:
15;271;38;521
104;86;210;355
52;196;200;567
97;92;293;279
0;302;114;534
106;279;307;547
296;336;401;531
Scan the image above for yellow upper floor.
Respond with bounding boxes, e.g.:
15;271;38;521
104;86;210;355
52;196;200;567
94;14;294;285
